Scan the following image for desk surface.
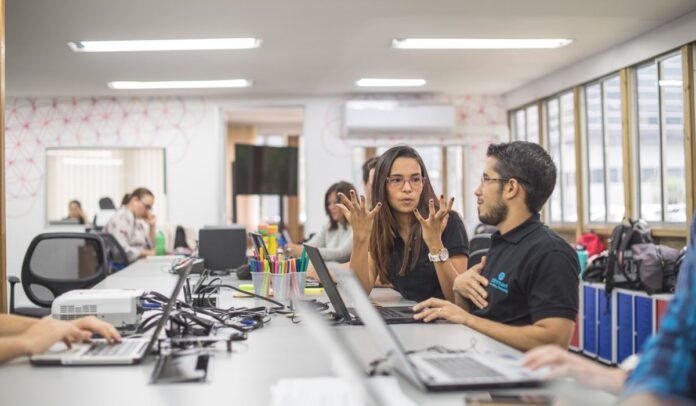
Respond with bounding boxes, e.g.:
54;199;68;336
0;258;617;406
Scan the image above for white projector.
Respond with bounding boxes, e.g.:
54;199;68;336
52;289;145;332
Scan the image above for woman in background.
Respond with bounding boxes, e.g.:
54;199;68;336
104;187;156;261
287;181;355;263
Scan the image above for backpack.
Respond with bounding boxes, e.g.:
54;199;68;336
663;248;687;293
605;218;653;294
582;252;608;282
624;243;682;294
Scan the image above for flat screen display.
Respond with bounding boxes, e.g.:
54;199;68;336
234;144;298;196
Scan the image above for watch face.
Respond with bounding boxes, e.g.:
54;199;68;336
439;249;449;261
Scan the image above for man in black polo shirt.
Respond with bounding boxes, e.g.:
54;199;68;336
413;141;579;352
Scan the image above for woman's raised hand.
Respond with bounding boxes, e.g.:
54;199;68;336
336;190;381;241
414;195;454;249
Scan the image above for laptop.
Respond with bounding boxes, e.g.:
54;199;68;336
303;244;419;325
336;270;544;391
295;301;416;406
31;263;191;366
249;232;270;260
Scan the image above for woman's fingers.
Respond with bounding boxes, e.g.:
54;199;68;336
368;202;382;218
337;192;354;211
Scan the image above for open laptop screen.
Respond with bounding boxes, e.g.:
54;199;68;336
304;244;353;320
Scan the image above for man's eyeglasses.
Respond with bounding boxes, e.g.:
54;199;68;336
386;175;426;189
144;204;153;211
480;175;529;186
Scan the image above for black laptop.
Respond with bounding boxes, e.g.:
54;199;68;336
303;244;420;325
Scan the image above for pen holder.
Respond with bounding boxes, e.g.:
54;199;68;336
250;272;271;297
289;272;306;300
271;273;291;302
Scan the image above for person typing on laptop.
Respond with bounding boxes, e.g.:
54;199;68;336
337;145;470;303
413;142;579;352
0;314;121;364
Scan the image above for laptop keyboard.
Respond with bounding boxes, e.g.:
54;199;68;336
378;307;410;318
422;356;505;380
86;340;143;357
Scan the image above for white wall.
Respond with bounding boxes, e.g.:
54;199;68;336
503;9;696;109
4;97;222;307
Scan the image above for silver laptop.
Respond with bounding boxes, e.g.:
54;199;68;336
295;301;386;406
336;271;544;391
31;264;191;366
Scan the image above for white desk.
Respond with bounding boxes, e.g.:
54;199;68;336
0;258;617;406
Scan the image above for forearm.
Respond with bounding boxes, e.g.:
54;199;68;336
0;337;31;364
433;261;458;301
454;291;473;312
464;316;570;352
349;238;374;293
0;314;37;336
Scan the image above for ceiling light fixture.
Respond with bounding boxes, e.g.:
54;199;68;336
69;38;261;52
108;79;252;90
355;78;426;87
391;38;573;49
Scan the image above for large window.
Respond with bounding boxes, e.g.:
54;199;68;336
46;148;166;224
634;53;686;224
546;91;577;223
511;104;540;143
584;75;625;223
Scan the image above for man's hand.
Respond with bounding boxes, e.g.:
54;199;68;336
453;256;489;309
412;298;471;324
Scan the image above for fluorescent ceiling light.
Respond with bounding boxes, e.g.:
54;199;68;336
68;38;261;52
108;79;252;90
355;78;426;87
392;38;573;49
658;80;682;87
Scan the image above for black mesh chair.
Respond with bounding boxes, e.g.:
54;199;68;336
99;197;116;210
7;233;108;317
468;233;492;268
92;231;131;273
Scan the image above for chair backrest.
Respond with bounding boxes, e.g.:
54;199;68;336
474;223;497;235
98;197;116;210
174;226;189;249
468;233;492;268
21;232;108;308
92;231;131;272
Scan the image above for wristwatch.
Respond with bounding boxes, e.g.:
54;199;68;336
428;248;449;263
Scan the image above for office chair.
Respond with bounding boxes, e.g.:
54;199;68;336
474;223;497;235
468;233;492;268
98;197;116;210
7;232;108;317
91;231;131;273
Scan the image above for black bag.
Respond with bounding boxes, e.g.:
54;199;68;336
625;243;682;294
605;218;653;294
582;252;608;282
664;248;687;293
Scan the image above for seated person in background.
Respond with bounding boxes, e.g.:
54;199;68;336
64;199;88;224
288;181;355;263
0;314;121;364
524;216;696;406
338;145;469;302
104;187;157;261
414;141;579;352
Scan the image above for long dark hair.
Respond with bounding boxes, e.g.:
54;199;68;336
370;146;438;282
326;181;355;230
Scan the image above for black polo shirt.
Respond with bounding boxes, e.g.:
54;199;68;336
388;213;469;302
470;214;579;326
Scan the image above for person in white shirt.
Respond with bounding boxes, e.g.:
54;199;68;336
104;187;156;261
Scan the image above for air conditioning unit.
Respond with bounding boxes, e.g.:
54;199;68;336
343;101;456;138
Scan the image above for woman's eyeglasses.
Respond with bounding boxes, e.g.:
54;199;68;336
386;175;426;189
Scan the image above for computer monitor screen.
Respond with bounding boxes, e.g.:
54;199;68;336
234;144;298;196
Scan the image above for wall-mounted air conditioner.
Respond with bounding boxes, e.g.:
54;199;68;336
343;101;456;138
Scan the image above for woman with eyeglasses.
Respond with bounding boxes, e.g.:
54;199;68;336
337;145;469;302
104;187;157;261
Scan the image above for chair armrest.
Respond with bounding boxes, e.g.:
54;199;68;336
8;276;20;313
